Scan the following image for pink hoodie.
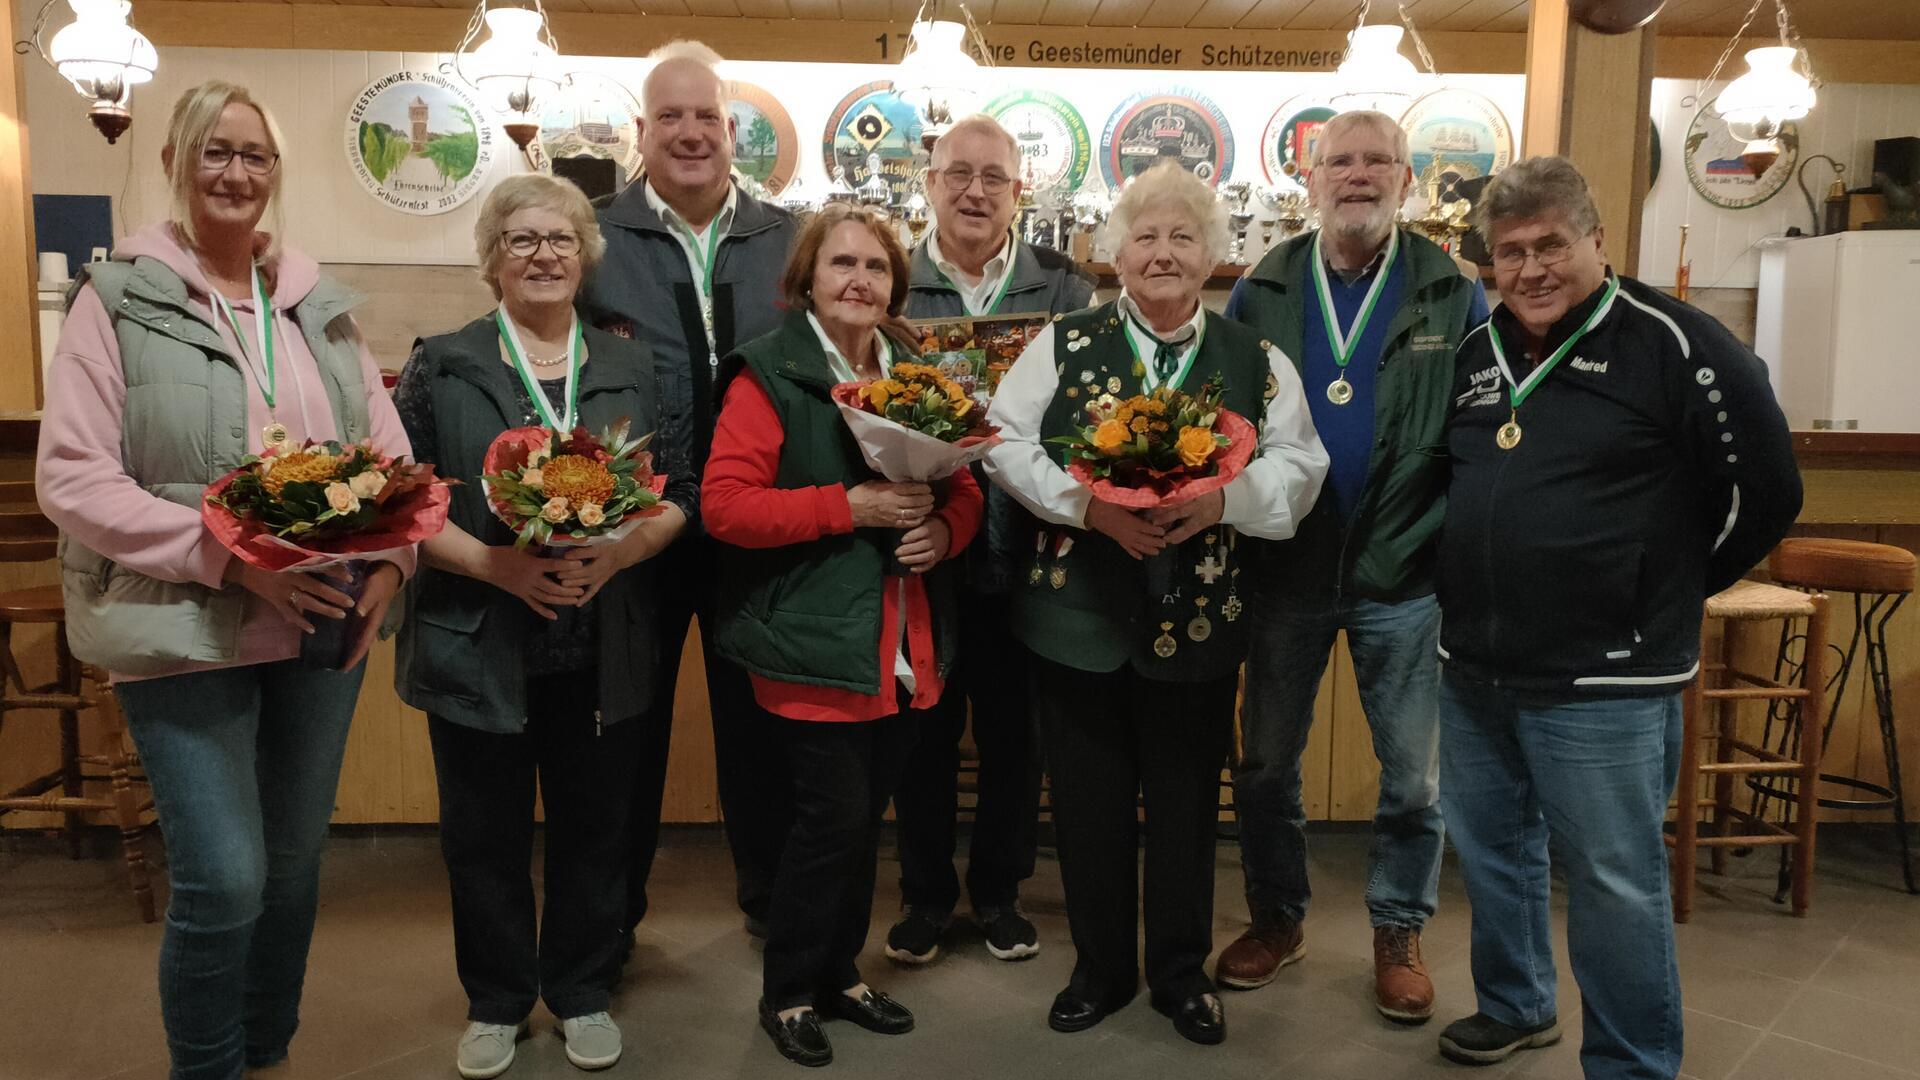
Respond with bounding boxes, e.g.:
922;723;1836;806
35;222;417;680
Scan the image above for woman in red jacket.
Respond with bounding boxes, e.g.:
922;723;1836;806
703;203;983;1068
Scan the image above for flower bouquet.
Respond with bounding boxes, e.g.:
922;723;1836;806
1047;379;1256;594
202;439;454;668
830;361;1002;572
479;420;667;549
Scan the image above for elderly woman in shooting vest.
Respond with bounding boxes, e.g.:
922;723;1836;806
983;161;1327;1048
35;81;414;1080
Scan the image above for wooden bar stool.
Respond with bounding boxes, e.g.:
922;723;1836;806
0;480;157;922
1758;538;1918;895
1669;579;1829;922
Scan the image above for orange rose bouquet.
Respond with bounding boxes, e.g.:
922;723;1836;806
480;420;667;548
830;361;1002;483
1048;379;1256;509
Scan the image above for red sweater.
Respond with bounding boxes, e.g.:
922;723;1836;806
703;372;983;722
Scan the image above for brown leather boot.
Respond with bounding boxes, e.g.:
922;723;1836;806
1215;915;1304;990
1373;925;1435;1023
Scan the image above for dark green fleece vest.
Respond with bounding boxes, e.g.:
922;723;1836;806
1011;301;1271;682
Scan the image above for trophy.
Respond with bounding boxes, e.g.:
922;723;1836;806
824;164;858;206
856;152;894;216
1223;181;1255;264
1071;188;1111;262
903;190;931;245
778;177;815;222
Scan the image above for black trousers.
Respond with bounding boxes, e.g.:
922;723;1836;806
429;673;639;1024
1032;657;1236;1004
628;533;792;928
763;702;922;1010
893;589;1042;911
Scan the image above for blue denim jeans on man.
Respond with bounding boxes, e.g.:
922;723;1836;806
115;658;366;1080
1235;592;1445;928
1438;670;1685;1080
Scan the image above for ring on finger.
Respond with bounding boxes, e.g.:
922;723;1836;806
288;590;301;607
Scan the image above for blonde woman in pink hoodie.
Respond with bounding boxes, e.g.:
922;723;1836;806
35;81;415;1080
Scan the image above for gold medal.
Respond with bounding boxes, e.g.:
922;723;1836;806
1107;376;1123;394
1221;594;1243;622
1028;564;1044;586
261;422;290;448
1496;420;1522;451
1049;565;1067;590
1153;622;1178;659
1326;378;1354;406
1188;615;1213;642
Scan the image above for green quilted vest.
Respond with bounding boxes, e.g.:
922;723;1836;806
58;255;371;673
1010;300;1271;682
712;311;960;696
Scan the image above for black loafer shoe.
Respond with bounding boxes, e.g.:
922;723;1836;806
758;999;832;1067
819;988;915;1035
1048;987;1134;1033
1153;992;1226;1046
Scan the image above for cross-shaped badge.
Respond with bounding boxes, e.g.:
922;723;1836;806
1194;556;1224;584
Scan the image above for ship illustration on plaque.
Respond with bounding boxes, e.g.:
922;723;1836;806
820;80;927;205
1099;88;1235;189
1684;97;1799;211
1399;88;1516;208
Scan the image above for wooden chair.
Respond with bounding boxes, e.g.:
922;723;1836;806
0;479;157;922
1668;579;1829;922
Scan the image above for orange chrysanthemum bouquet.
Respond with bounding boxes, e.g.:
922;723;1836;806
480;421;666;548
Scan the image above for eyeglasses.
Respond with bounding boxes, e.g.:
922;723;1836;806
1318;153;1403;178
200;145;280;176
1490;234;1589;272
936;167;1013;195
501;230;582;259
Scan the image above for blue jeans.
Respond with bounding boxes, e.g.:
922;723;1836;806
116;659;366;1080
1235;592;1444;928
1438;671;1684;1080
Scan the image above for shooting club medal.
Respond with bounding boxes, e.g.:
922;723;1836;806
1050;535;1074;589
1154;621;1178;658
1189;596;1212;642
1311;227;1399;407
1485;275;1620;452
208;267;289;449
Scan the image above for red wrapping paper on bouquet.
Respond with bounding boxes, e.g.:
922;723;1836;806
1065;408;1257;509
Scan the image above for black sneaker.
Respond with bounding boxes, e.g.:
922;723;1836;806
974;904;1040;961
1437;1013;1562;1066
884;906;951;964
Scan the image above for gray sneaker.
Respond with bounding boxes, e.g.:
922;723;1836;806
457;1021;525;1080
560;1012;622;1071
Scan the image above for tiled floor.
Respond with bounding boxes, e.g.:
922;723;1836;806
3;825;1917;1080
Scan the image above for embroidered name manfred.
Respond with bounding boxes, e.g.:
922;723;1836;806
1570;356;1609;373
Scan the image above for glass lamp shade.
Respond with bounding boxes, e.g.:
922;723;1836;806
1332;25;1419;108
466;7;562;117
895;19;979;121
1717;46;1815;139
47;0;157;103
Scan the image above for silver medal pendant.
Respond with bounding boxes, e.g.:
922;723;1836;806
1326;378;1354;406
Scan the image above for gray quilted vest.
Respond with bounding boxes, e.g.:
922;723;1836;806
58;255;372;673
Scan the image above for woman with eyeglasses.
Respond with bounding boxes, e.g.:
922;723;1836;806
35;81;416;1080
703;203;982;1067
393;173;695;1078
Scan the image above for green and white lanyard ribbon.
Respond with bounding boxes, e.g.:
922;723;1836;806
814;312;894;385
669;210;725;366
1485;274;1620;450
207;267;290;447
1125;306;1206;393
936;247;1017;318
496;308;585;431
1310;227;1400;406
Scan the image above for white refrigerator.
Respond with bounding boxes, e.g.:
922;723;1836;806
1754;230;1920;433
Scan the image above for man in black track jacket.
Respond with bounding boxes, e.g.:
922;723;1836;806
1432;156;1800;1078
